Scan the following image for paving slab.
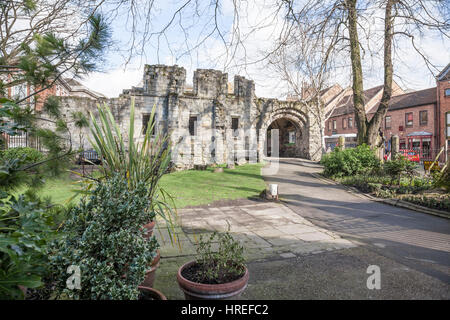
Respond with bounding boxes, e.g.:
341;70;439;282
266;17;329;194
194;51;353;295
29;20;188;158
158;201;356;261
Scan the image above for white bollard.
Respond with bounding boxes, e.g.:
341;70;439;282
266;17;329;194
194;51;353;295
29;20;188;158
269;184;278;200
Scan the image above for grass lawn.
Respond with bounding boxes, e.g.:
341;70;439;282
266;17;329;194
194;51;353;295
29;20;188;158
24;163;266;209
159;163;266;208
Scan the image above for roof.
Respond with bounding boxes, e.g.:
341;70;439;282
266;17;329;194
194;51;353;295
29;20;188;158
437;63;450;81
62;78;106;99
384;87;436;111
330;85;383;117
329;85;437;118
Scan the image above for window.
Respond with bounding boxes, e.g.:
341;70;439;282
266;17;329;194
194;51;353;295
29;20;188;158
348;117;353;128
385;116;391;129
142;114;155;135
405;112;413;127
446;112;450;138
328;121;332;131
419;110;428;126
11;83;27;100
189;116;198;136
445;88;450;97
342;118;347;129
288;131;296;144
232;117;239;136
332;120;337;130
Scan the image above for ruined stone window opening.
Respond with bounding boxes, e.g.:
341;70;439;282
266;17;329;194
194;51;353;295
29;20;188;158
142;114;155;135
232;117;239;137
189;116;198;136
288;131;296;144
245;136;250;161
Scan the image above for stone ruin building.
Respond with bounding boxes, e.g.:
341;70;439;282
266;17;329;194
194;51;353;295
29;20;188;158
57;64;332;169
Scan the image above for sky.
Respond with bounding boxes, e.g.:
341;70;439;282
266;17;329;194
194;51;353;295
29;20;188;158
80;0;450;99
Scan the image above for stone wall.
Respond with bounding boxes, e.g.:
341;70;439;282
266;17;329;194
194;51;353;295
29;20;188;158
47;65;323;168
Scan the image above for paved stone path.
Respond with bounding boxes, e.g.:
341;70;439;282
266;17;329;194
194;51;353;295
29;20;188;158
158;202;356;261
153;158;450;299
262;157;450;283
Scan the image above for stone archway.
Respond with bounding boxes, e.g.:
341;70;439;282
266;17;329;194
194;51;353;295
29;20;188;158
266;117;302;157
257;104;309;159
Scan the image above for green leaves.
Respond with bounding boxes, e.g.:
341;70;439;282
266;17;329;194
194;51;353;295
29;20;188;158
195;231;246;284
321;144;381;177
0;192;58;299
51;174;158;300
88;100;177;243
383;154;417;185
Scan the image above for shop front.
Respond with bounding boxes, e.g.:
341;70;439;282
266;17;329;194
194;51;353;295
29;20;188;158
406;131;433;160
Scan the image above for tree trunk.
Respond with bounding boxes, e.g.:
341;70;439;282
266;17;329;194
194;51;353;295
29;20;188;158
367;0;394;150
345;0;368;146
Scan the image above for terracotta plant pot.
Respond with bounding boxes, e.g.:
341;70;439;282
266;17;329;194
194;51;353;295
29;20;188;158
176;260;249;300
138;286;167;300
142;220;156;239
140;250;161;288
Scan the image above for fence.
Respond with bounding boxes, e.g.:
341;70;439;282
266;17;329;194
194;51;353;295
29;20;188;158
0;132;42;151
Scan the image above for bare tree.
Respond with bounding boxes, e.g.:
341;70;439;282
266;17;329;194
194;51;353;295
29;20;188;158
276;0;449;149
267;21;338;154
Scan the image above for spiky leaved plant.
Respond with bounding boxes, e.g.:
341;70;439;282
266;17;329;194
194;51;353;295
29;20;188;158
88;98;177;244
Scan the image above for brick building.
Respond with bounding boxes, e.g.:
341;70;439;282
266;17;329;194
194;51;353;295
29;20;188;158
1;69;105;149
1;66;105;110
324;64;450;163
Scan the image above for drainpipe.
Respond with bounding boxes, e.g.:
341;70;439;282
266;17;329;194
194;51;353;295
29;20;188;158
436;81;440;161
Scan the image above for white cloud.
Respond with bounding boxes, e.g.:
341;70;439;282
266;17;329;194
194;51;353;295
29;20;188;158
80;67;142;98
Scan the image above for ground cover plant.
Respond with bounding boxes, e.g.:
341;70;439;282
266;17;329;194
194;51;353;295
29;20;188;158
321;146;449;211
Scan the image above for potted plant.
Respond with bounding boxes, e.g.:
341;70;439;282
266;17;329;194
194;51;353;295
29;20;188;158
176;231;249;300
140;249;160;288
50;174;160;299
138;286;167;300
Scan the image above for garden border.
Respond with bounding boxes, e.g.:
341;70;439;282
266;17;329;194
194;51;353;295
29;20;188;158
310;172;450;220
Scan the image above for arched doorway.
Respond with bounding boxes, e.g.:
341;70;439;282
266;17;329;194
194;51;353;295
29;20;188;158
265;117;303;157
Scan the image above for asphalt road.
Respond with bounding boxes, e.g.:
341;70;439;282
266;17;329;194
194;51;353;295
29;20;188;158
262;158;450;286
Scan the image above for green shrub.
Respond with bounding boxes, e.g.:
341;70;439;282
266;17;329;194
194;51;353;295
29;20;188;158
0;191;62;299
321;144;381;177
433;161;450;192
50;174;158;300
0;147;44;166
383;154;417;185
